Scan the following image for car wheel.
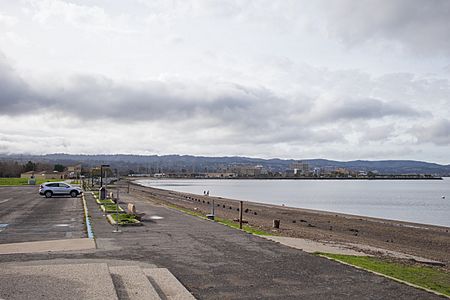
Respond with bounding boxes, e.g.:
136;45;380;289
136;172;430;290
70;190;78;198
44;191;53;198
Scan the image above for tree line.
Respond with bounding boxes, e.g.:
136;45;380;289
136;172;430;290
0;161;65;178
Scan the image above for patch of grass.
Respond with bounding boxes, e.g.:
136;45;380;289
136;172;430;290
102;204;124;213
317;253;450;296
167;204;207;219
166;203;272;236
214;217;273;236
110;213;139;224
96;199;114;205
0;178;60;186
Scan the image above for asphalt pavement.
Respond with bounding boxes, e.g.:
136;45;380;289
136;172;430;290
0;186;444;299
0;186;85;244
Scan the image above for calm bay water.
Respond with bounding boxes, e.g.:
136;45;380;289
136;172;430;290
137;178;450;227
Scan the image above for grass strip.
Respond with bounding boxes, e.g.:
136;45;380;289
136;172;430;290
102;204;124;213
214;217;273;236
317;253;450;297
110;213;139;225
0;178;60;186
96;199;114;205
166;203;272;236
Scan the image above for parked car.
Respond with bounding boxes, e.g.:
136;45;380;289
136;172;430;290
39;182;83;198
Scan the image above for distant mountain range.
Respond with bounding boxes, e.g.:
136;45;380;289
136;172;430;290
1;153;449;175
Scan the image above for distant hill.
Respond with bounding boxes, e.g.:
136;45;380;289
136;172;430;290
1;153;449;175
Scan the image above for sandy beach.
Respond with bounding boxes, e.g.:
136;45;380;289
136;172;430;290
128;182;450;270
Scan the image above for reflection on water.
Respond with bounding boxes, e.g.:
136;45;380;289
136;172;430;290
137;178;450;227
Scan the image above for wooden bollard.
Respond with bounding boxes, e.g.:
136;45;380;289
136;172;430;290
273;219;280;229
239;201;243;229
128;203;136;214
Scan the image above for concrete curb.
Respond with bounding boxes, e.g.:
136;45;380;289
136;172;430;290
82;193;95;239
106;214;142;226
0;238;96;255
143;268;196;300
100;205;125;213
318;255;450;299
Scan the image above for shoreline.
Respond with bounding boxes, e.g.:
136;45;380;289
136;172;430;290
130;176;444;180
129;182;450;270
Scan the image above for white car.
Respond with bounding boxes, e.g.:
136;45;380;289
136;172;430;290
39;182;83;198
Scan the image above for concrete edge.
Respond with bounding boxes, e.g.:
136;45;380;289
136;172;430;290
109;265;161;300
143;268;196;300
81;193;95;240
100;205;125;213
106;214;142;226
106;214;117;225
0;238;96;255
257;235;371;257
318;254;450;299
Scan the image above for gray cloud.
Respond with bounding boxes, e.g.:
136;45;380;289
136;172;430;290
324;0;450;55
312;98;420;123
0;54;42;114
0;52;441;153
413;119;450;145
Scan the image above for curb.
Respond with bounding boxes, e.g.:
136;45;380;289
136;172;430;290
81;194;95;239
318;255;450;299
106;214;143;226
100;205;125;213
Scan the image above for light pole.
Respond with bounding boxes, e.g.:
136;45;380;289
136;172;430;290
113;169;121;233
100;164;110;199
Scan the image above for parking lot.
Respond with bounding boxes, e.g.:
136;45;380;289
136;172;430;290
0;186;85;244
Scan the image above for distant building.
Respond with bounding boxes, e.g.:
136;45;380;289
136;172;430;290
66;164;82;179
289;161;310;176
231;165;268;177
20;171;66;180
205;172;237;178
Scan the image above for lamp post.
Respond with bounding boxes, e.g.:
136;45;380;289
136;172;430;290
113;169;121;233
100;164;110;200
100;164;110;187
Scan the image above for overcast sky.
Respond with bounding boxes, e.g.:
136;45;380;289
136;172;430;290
1;0;450;163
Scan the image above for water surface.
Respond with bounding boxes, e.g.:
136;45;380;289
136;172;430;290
137;178;450;227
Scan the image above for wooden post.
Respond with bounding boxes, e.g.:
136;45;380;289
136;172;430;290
273;219;280;229
239;201;243;229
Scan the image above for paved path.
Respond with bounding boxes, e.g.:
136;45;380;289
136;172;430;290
89;189;441;299
0;186;85;244
0;186;444;299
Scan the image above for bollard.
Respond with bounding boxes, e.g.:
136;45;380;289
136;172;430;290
273;219;280;229
239;201;243;229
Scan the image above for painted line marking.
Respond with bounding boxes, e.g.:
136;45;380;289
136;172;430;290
0;199;11;204
54;224;70;227
150;216;164;220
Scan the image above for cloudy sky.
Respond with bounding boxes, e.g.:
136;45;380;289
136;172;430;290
1;0;450;163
